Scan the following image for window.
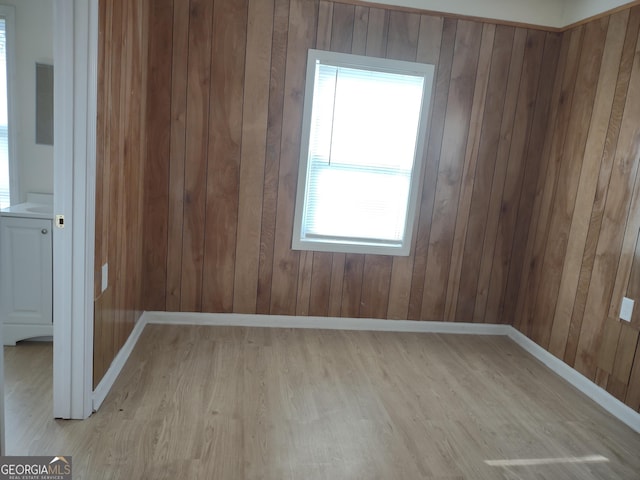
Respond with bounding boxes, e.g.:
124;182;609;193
293;50;434;256
0;6;15;209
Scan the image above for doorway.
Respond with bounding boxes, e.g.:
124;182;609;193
1;0;97;452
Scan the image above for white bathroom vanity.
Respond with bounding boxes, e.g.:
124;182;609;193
0;194;53;345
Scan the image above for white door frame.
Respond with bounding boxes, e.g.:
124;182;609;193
52;0;98;420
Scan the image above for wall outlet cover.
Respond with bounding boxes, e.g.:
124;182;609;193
101;263;108;293
620;297;634;322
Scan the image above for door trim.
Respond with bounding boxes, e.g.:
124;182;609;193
52;0;97;420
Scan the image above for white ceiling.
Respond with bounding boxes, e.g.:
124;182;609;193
367;0;633;28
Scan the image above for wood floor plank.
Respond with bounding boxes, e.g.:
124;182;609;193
7;329;640;479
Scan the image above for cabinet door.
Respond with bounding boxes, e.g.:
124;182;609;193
0;217;53;326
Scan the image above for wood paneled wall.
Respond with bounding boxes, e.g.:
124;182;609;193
94;0;150;386
94;0;640;412
515;6;640;412
141;0;561;326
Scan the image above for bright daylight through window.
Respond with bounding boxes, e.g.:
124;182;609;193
293;49;434;256
0;14;10;209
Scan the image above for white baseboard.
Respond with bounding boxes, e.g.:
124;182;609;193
92;316;148;411
507;328;640;434
92;311;640;434
144;311;511;335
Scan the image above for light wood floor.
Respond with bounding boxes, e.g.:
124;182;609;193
5;325;640;479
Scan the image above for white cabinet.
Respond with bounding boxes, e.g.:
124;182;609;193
1;216;53;345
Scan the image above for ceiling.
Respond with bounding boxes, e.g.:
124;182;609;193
367;0;634;28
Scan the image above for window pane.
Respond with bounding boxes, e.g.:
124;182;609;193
305;161;410;242
303;60;425;245
0;17;9;209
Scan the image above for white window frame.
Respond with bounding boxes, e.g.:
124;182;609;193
292;49;434;256
0;4;19;206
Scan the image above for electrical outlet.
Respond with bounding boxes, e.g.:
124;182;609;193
101;263;108;293
620;297;634;322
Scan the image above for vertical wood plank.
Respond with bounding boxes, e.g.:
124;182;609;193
611;324;639;384
386;11;420;61
309;252;332;316
625;338;640;409
443;24;495;322
530;19;608;348
233;0;274;313
202;0;248;312
455;25;514;322
165;0;190;311
421;20;483;321
563;9;640;366
352;6;369;54
296;251;314;316
330;3;354;53
483;29;546;325
180;0;214;312
305;2;336;318
269;0;318;315
94;0;108;301
387;15;443;320
547;14;626;357
515;28;583;336
575;26;640;379
472;27;526;323
94;0;149;386
256;0;290;314
316;1;333;50
341;254;365;318
328;253;346;317
360;256;393;319
365;8;389;57
501;31;562;325
142;0;173;311
408;18;456;320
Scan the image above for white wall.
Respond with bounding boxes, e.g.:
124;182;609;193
363;0;634;28
561;0;634;26
3;0;53;202
365;0;565;27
